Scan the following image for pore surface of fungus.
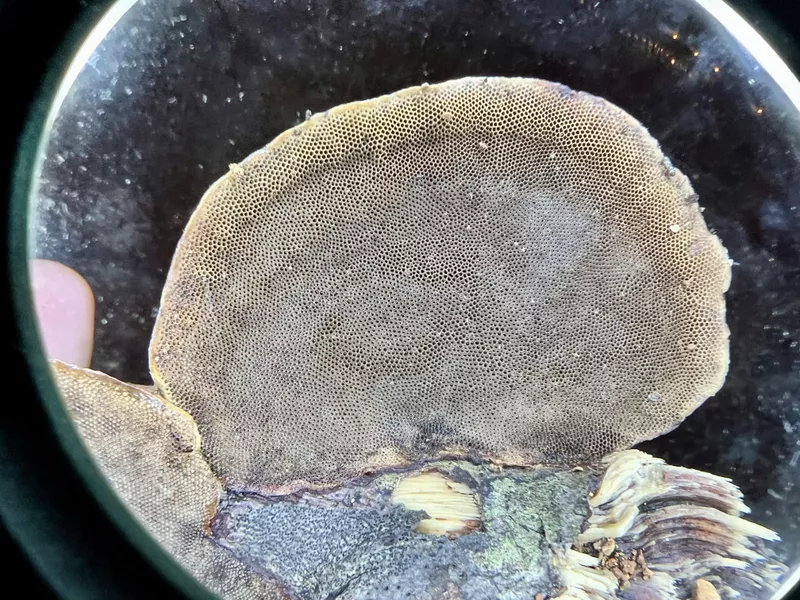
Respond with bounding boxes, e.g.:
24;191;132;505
149;76;731;492
52;361;282;599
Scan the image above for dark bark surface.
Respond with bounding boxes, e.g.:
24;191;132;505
213;462;592;600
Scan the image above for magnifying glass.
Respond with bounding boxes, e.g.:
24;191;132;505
5;1;800;598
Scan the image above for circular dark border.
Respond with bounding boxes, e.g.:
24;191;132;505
1;0;799;599
2;0;216;598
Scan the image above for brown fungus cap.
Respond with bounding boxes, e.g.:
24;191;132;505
149;76;731;493
51;361;283;599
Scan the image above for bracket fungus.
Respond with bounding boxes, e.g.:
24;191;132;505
49;77;785;599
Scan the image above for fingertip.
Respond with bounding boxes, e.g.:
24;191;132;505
30;259;95;368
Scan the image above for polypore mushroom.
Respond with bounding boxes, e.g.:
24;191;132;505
149;76;730;493
48;77;785;599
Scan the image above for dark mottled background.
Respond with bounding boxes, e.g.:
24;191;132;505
30;0;800;576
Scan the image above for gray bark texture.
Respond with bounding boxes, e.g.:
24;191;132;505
213;462;593;600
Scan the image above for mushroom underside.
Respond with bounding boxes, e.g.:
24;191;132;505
148;76;732;493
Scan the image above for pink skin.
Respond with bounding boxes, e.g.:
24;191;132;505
30;259;95;368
